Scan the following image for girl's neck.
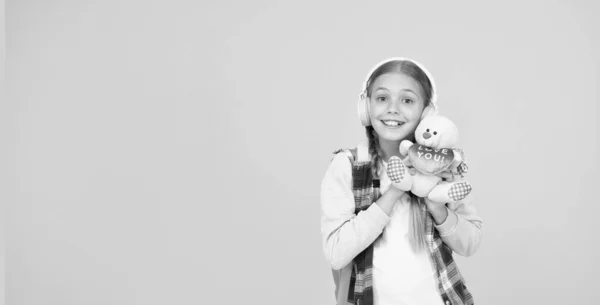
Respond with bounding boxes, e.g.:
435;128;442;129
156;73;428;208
378;138;403;162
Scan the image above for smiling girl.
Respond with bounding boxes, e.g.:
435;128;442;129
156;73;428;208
320;58;483;305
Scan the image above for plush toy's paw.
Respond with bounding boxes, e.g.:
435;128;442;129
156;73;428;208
386;156;413;191
448;181;472;201
428;181;472;203
399;140;414;156
387;156;406;182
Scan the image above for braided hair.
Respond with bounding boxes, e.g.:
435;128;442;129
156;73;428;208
366;126;384;178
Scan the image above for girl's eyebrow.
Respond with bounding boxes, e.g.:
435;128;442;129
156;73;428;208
374;87;417;95
373;87;389;92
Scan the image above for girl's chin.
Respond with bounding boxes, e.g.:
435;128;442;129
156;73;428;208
377;130;410;142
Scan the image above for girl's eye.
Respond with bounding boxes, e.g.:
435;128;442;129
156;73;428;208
403;98;413;104
376;96;387;102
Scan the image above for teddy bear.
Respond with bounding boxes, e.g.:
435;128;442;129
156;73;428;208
386;114;472;204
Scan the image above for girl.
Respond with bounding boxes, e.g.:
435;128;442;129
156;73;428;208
320;58;483;305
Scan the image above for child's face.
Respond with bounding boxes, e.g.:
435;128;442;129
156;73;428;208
368;72;426;143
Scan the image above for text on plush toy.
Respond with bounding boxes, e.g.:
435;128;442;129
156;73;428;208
408;144;455;175
417;145;450;162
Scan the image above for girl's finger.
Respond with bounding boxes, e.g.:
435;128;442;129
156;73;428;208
438;171;455;181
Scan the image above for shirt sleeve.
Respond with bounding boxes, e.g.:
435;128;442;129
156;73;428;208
320;153;391;270
433;192;483;257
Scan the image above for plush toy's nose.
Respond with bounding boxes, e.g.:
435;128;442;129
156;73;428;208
422;132;431;139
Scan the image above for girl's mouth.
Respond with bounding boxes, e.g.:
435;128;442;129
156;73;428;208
381;120;404;127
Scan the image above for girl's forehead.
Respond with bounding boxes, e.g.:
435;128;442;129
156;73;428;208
371;73;423;94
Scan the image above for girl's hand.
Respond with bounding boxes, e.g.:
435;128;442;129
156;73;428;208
422;197;449;225
437;170;456;182
376;184;407;216
438;168;467;182
385;183;406;200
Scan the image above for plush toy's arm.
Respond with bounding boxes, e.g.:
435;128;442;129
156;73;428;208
453;150;463;164
399;140;414;156
450;155;462;171
451;148;468;175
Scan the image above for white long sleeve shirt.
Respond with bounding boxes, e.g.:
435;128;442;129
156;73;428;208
372;159;443;305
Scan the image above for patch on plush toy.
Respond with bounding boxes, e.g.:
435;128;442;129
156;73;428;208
408;144;454;175
387;156;406;183
448;181;472;201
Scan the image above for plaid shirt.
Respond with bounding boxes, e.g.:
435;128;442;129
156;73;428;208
333;147;474;305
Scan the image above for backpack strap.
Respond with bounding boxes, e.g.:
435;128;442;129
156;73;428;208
332;141;370;164
356;141;370;163
332;147;358;164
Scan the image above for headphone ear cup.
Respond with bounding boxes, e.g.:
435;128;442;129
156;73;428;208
420;104;438;120
357;95;371;126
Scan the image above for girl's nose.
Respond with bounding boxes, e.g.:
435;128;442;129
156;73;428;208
422;132;431;139
387;101;401;113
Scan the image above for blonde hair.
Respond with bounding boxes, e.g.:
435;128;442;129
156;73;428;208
364;59;434;253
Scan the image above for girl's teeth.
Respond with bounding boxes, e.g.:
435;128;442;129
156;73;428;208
383;121;400;126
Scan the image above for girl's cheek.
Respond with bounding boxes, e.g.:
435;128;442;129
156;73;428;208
404;109;417;120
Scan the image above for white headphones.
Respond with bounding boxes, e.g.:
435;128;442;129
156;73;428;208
358;57;439;126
